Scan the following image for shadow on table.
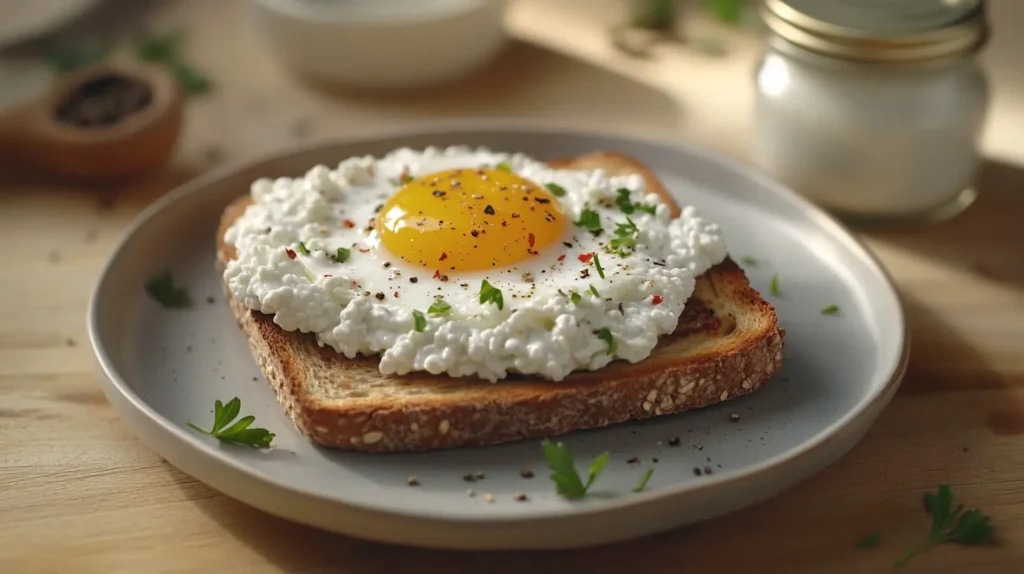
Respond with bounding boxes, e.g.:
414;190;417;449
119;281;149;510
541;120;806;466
860;158;1024;288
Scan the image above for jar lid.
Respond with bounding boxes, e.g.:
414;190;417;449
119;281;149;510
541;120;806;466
761;0;989;63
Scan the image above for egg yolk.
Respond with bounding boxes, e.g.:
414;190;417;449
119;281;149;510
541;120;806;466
377;168;567;273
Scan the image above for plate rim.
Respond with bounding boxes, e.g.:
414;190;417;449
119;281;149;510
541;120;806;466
88;120;909;533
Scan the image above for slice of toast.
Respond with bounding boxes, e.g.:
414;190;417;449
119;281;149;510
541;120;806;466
217;151;784;452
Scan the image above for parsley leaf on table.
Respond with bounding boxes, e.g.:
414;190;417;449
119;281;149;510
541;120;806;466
633;468;655;492
188;397;275;448
145;270;192;308
541;439;609;499
894;485;995;569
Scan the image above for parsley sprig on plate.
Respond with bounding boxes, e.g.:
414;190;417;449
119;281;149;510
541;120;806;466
145;270;191;308
188;397;275;448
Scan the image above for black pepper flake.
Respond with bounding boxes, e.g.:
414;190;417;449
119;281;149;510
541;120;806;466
484;205;495;215
693;467;702;476
729;413;741;422
432;190;446;197
383;262;391;268
471;229;479;237
501;221;507;227
374;204;383;213
514;493;528;502
697;445;704;451
462;473;476;482
704;466;713;475
375;292;385;300
534;197;551;204
563;241;573;248
511;213;520;219
410;277;418;283
363;291;371;296
520;468;534;478
653;458;659;463
626;456;640;464
668;437;681;447
206;296;215;304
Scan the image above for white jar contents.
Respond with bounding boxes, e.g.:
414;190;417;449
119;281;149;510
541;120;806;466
753;0;991;224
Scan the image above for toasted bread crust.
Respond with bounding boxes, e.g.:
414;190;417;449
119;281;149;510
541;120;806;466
218;152;784;452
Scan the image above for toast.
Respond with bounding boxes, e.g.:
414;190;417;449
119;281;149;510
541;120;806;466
217;151;784;452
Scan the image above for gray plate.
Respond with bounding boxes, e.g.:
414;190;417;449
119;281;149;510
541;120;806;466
89;122;908;550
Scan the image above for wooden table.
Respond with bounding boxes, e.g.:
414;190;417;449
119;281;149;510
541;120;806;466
2;1;1022;572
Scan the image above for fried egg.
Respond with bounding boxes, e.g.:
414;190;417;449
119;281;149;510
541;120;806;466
224;146;728;381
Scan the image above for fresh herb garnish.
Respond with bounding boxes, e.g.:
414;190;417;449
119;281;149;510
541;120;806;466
496;162;512;172
171;62;213;96
541;439;610;499
894;485;995;570
402;174;415;184
296;242;310;256
857;534;880;549
427;298;452;315
597;327;615;353
593;253;606;279
479;280;504;311
769;274;780;296
137;29;186;62
570;292;582;305
334;247;351;263
609;217;639;256
574;208;602;232
637;203;657;215
589;284;600;297
546;183;567;197
187;397;275;448
48;44;110;74
412;310;427;332
742;255;758;266
821;304;840;315
145;270;191;308
633;468;655;492
707;0;746;24
615;188;657;216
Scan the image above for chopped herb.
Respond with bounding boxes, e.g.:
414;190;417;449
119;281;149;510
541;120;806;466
895;485;995;570
48;44;110;74
545;183;567;197
707;0;746;24
570;292;582;305
821;304;840;315
335;247;351;263
145;270;191;308
187;397;275;448
589;284;600;297
427;298;452;315
609;217;639;256
296;242;310;255
633;468;655;492
496;162;512;172
137;29;186;62
172;62;212;96
541;439;609;499
615;188;635;214
479;280;504;311
402;174;415;184
637;203;657;215
412;310;426;332
574;208;602;232
857;534;880;549
597;327;615;353
593;253;606;279
770;273;780;296
742;256;758;266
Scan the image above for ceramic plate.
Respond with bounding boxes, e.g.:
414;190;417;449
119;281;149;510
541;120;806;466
89;123;908;550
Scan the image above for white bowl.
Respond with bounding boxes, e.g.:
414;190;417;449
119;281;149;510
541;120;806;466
247;0;509;90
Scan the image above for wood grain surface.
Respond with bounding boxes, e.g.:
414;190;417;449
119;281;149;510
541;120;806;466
1;1;1022;572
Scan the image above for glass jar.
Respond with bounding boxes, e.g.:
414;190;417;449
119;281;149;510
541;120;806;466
753;0;991;226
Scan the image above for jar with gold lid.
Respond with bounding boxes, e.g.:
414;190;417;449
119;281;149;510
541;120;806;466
753;0;990;225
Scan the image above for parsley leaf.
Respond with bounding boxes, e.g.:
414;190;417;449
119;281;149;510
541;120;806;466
821;304;840;315
296;242;310;255
496;162;512;172
636;203;657;215
570;292;582;305
742;255;758;266
546;183;567;197
427;298;452;315
187;397;275;448
412;310;426;332
633;468;654;492
137;29;186;62
593;253;606;279
541;439;610;499
334;247;350;263
615;188;636;214
171;62;213;96
597;327;615;353
609;217;639;256
894;485;996;570
857;534;880;549
770;273;780;296
589;284;600;297
707;0;745;24
479;280;504;311
574;208;602;233
145;270;192;308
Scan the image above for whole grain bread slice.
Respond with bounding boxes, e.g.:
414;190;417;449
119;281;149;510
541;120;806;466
217;151;784;452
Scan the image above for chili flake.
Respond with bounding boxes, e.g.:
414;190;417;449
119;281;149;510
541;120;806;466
578;252;595;263
285;248;297;259
652;295;664;305
342;219;355;228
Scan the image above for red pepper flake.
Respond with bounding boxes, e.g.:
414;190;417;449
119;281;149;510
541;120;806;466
578;252;595;263
394;291;400;298
323;274;332;278
652;295;664;305
358;248;370;253
285;248;297;259
433;269;441;279
439;252;448;262
342;219;356;228
557;254;566;262
528;233;536;248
